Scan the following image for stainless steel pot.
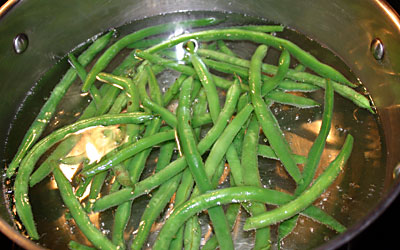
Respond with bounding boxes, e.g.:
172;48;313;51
0;0;399;249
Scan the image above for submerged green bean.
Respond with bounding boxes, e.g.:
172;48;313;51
249;44;302;184
82;18;222;92
244;135;353;230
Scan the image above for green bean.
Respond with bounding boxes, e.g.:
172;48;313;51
81;130;175;177
29;134;82;188
92;104;253;212
111;200;131;250
266;90;320;108
53;166;119;250
202;203;241;250
163;74;187;106
262;48;290;95
174;80;241;244
237;25;285;33
226;144;245;186
114;124;163;248
278;79;320;92
244;134;354;230
127;37;166;49
112;164;131;187
132;173;182;250
85;171;108;212
169;168;195;250
75;176;93;198
175;76;233;250
249;44;303;184
210;159;227;188
197;48;372;112
81;18;222;92
68;240;95;250
154;128;177;173
172;88;209;248
145;28;354;87
189;44;221;122
135;68;178;128
67;53;102;108
258;144;307;165
6;30;114;179
240;116;270;250
184;216;202;250
153;185;342;250
190;79;203;102
192;112;212;128
134;50;236;91
295;79;334;195
127;66;163;184
217;40;236;57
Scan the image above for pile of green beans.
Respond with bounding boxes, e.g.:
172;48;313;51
7;17;373;249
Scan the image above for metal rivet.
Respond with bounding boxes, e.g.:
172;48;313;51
13;33;29;54
370;38;384;60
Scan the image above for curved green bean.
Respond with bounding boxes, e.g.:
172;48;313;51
266;90;320;108
241;116;270;250
243;134;353;230
145;28;354;87
197;48;372;112
295;79;334;195
249;44;302;184
176;76;233;250
262;48;290;95
152;184;343;250
53;167;119;250
81;18;222;92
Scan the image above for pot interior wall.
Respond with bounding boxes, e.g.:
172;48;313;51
0;1;399;249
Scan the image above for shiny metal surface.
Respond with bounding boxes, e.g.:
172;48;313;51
0;1;399;249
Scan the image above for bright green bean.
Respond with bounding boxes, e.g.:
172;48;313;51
243;135;354;230
53;167;119;250
189;44;221;122
240;116;270;250
68;240;95;250
82;18;222;92
134;50;236;90
296;79;334;197
217;40;236;57
237;25;284;33
145;28;354;87
152;184;344;250
135;68;178;128
197;48;372;112
262;48;290;95
266;90;320;108
249;44;302;184
278;79;320;92
175;76;233;250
